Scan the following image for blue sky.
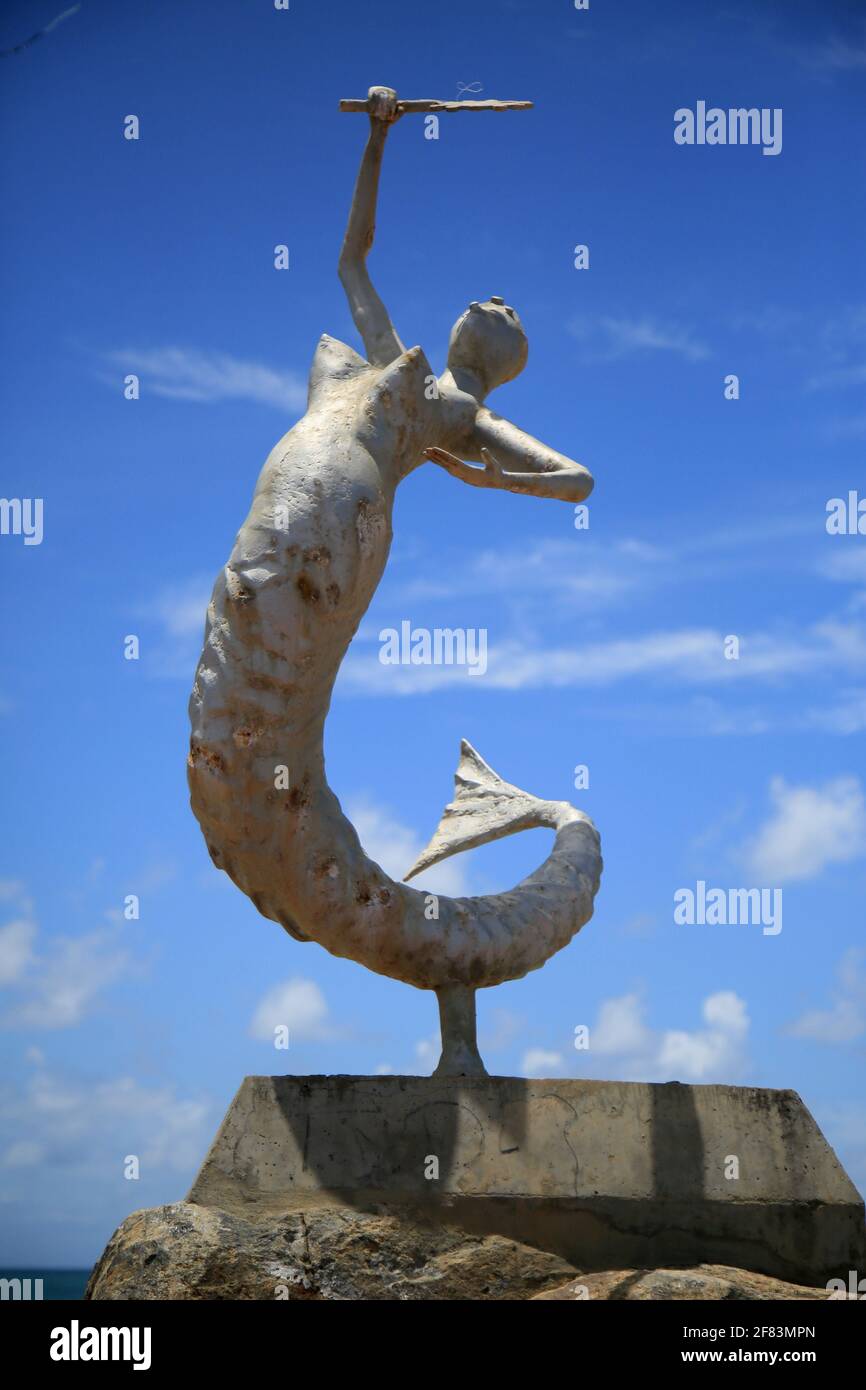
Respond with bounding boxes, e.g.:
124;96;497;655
1;0;865;1268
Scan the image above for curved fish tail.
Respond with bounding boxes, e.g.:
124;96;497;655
404;739;570;881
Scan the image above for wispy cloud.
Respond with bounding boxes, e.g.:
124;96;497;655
0;887;137;1030
399;537;667;606
568;315;710;363
787;949;866;1045
729;306;804;338
816;550;866;586
825;415;866;441
0;919;37;987
339;616;866;696
806;305;866;391
102;346;307;412
414;1031;443;1072
480;1007;525;1053
385;513;818;618
139;577;212;639
2;927;135;1030
808;363;866;392
0;880;32;909
808;29;866;73
802;690;866;736
133;576;213;678
0;1055;211;1176
726;302;866;399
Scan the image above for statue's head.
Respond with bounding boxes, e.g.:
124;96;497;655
446;297;528;395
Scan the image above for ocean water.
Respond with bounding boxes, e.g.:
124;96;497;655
0;1269;90;1300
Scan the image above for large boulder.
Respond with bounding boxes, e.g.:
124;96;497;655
86;1200;581;1301
87;1203;836;1301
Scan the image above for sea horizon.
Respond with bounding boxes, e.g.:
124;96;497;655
0;1268;90;1301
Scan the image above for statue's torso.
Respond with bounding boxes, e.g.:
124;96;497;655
189;335;444;768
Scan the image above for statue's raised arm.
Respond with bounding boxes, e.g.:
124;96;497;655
337;86;406;367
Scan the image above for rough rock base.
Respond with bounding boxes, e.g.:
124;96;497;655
86;1200;581;1301
85;1202;835;1301
533;1266;832;1301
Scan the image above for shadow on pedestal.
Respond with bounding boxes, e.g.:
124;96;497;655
186;1075;865;1288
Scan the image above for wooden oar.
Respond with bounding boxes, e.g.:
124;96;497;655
340;97;532;114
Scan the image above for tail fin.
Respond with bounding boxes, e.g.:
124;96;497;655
404;739;556;881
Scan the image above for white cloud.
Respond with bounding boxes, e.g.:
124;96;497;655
520;1047;565;1077
802;691;866;736
808;362;866;391
103;346;307;412
826;415;866;440
133;577;214;678
787;949;866;1045
0;919;37;985
347;797;471;895
1;1139;46;1168
446;538;662;607
818;551;866;585
654;993;749;1080
807;306;866;388
0;1063;211;1175
249;977;332;1042
593;992;653;1055
741;776;866;883
810;31;866;72
479;1007;524;1053
140;577;213;640
6;932;134;1030
569;314;710;363
586;990;749;1083
0;910;134;1029
415;1032;441;1072
371;516;813;614
0;880;28;902
730;306;803;338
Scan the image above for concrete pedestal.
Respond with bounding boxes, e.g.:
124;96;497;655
187;1075;865;1288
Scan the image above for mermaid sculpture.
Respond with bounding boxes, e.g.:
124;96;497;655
188;88;602;1077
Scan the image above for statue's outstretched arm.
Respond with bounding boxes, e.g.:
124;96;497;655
338;87;406;367
426;407;594;504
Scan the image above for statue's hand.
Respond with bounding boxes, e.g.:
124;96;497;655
479;447;505;482
368;86;401;124
425;445;594;504
424;446;504;489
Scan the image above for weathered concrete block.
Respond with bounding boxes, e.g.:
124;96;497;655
188;1076;865;1287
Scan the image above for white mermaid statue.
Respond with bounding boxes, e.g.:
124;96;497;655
188;88;602;1076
